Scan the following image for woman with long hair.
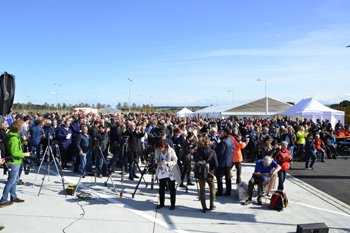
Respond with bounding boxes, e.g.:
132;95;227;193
154;140;181;210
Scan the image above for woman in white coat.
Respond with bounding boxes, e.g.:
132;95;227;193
154;140;181;210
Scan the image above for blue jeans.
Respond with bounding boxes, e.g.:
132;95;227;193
0;164;20;204
287;146;295;158
80;153;87;174
316;149;325;160
305;150;317;169
295;144;303;159
278;170;287;190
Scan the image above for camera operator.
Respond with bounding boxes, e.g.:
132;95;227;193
107;123;124;173
171;128;185;170
99;125;109;177
0;120;31;208
179;132;195;187
125;122;144;180
42;120;55;160
0;123;8;161
89;121;102;177
75;124;91;177
29;119;44;166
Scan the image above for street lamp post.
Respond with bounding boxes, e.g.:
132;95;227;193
128;78;132;114
257;79;268;118
54;84;61;112
228;90;234;104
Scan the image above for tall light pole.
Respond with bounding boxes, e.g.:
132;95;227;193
149;96;152;113
257;79;268;118
213;96;218;106
228;90;234;104
54;84;61;112
128;78;132;114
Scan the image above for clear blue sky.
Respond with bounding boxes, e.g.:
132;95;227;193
1;0;349;107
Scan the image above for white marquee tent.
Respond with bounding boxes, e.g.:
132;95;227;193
176;107;194;117
193;97;291;119
98;107;121;115
279;97;344;128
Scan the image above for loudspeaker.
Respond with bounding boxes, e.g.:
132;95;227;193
0;72;15;116
296;223;329;233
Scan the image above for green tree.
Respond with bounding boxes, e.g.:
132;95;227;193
123;102;128;111
117;103;122;109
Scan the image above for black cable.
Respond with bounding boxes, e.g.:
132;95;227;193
62;192;108;233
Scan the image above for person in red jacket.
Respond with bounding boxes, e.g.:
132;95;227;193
314;134;326;162
275;141;292;191
230;128;249;184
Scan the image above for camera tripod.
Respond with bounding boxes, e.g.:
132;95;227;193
132;146;156;199
75;144;117;195
32;137;66;197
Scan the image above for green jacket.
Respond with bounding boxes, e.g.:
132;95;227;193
7;131;26;165
296;131;309;145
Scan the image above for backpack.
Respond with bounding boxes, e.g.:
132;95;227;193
270;190;288;211
194;150;214;180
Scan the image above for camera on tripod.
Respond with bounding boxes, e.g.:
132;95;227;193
120;135;130;146
23;151;36;175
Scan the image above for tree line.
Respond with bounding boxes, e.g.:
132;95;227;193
12;102;155;112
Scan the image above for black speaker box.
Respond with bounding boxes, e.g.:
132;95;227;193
296;223;329;233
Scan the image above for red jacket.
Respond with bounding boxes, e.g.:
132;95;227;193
276;149;291;171
315;139;325;150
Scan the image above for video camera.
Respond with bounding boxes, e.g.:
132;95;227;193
23;152;36;175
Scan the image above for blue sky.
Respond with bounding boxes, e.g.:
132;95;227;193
1;0;349;107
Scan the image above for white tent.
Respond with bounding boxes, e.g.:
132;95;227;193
98;107;121;115
193;97;291;119
279;98;344;128
176;107;194;117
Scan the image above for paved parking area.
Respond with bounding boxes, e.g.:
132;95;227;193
0;161;349;233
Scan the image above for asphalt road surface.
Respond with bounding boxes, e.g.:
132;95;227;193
288;147;350;205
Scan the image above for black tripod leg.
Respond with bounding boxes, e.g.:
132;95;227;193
151;173;154;190
136;162;148;187
38;162;50;196
98;147;118;195
132;163;149;198
52;146;67;198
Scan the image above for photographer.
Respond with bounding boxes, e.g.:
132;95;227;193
179;132;195;187
125;123;144;180
0;120;31;208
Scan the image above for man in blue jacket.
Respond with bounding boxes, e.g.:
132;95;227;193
29;119;44;166
57;118;73;169
75;124;91;177
215;127;235;196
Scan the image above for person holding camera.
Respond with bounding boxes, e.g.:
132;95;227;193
179;132;195;187
125;123;144;180
0;120;31;208
154;140;181;210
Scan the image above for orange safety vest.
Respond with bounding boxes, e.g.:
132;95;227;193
230;135;246;163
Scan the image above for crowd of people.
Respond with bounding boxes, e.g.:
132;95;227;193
0;111;348;212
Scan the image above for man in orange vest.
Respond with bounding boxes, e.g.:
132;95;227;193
231;128;249;184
